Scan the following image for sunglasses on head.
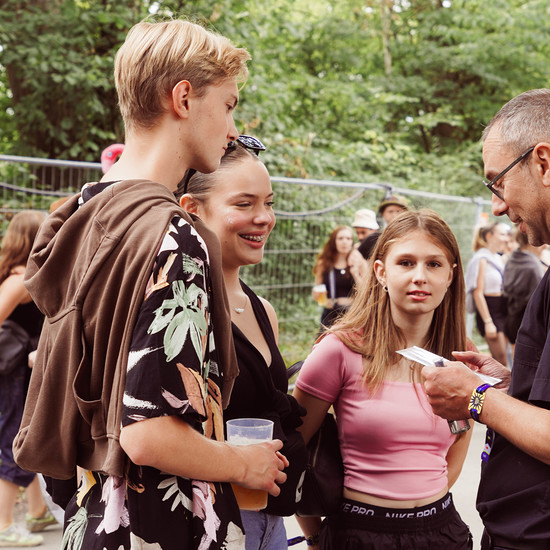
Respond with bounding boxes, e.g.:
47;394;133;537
227;134;266;155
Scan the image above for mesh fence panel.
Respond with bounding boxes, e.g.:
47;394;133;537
0;155;492;364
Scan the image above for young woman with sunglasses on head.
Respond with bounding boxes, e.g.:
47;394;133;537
295;210;474;549
180;136;307;550
14;21;287;550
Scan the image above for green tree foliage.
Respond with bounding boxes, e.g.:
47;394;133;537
1;0;550;193
0;0;146;159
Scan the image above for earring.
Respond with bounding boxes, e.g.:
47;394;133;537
383;285;388;293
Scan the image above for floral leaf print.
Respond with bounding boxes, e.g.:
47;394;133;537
221;521;246;549
193;481;221;550
204;379;224;441
127;347;157;373
148;281;207;362
148;252;177;295
158;476;193;512
161;388;190;411
61;507;90;549
181;252;204;281
176;364;206;417
122;393;158;413
76;470;97;507
95;476;129;535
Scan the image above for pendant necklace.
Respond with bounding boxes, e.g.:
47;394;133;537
233;294;248;314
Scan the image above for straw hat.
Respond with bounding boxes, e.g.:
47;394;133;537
351;209;379;230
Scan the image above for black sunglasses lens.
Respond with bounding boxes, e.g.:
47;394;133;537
226;135;265;156
237;135;266;152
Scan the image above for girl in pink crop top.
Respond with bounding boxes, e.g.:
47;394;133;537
294;209;474;550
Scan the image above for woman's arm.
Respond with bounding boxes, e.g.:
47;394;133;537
473;259;497;338
292;387;332;444
292;388;333;547
445;421;473;488
312;268;324;301
0;273;30;324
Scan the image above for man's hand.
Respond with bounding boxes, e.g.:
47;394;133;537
422;352;510;420
421;361;482;420
452;351;511;392
232;440;289;497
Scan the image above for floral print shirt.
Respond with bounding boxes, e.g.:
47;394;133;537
61;217;244;550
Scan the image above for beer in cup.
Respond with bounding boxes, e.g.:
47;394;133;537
226;418;274;510
313;284;327;306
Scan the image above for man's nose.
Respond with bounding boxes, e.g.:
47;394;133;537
491;193;507;217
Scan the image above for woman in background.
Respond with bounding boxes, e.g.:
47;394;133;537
502;225;547;353
180;136;306;550
465;223;508;365
295;209;473;549
0;210;54;547
312;226;359;330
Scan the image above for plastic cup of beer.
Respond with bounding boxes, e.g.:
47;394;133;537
226;418;274;510
313;283;327;306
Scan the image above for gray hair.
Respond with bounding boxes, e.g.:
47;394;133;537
482;88;550;155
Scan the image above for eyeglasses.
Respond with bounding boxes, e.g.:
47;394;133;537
227;134;266;155
483;146;535;201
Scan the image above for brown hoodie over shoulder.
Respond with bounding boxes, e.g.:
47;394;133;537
13;179;238;479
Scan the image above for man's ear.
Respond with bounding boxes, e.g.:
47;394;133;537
179;194;200;214
172;80;192;119
534;142;550;188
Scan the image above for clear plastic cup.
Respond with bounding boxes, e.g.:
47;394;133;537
313;283;328;306
226;418;274;510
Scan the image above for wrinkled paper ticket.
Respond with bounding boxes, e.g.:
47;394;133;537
397;345;501;386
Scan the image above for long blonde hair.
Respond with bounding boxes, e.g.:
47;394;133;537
0;211;45;284
329;209;467;391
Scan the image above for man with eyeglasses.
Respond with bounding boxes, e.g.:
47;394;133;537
421;88;550;550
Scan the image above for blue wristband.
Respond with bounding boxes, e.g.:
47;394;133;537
468;383;491;422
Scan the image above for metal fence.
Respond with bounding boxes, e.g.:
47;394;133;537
0;154;492;362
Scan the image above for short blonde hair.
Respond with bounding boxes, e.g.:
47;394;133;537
115;19;250;132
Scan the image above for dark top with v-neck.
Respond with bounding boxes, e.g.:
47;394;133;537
225;280;308;517
224;280;288;436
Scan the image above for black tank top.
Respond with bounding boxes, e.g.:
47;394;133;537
323;267;354;300
224;280;287;423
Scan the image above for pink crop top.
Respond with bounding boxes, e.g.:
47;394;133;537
295;333;456;500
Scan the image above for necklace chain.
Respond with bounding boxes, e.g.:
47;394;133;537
233;294;248;314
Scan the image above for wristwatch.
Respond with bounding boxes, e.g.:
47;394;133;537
468;383;492;422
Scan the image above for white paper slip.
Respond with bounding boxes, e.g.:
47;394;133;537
397;345;502;386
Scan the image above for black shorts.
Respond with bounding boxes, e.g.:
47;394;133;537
319;493;473;550
476;295;507;337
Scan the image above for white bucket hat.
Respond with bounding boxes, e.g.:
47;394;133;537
351;209;379;230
